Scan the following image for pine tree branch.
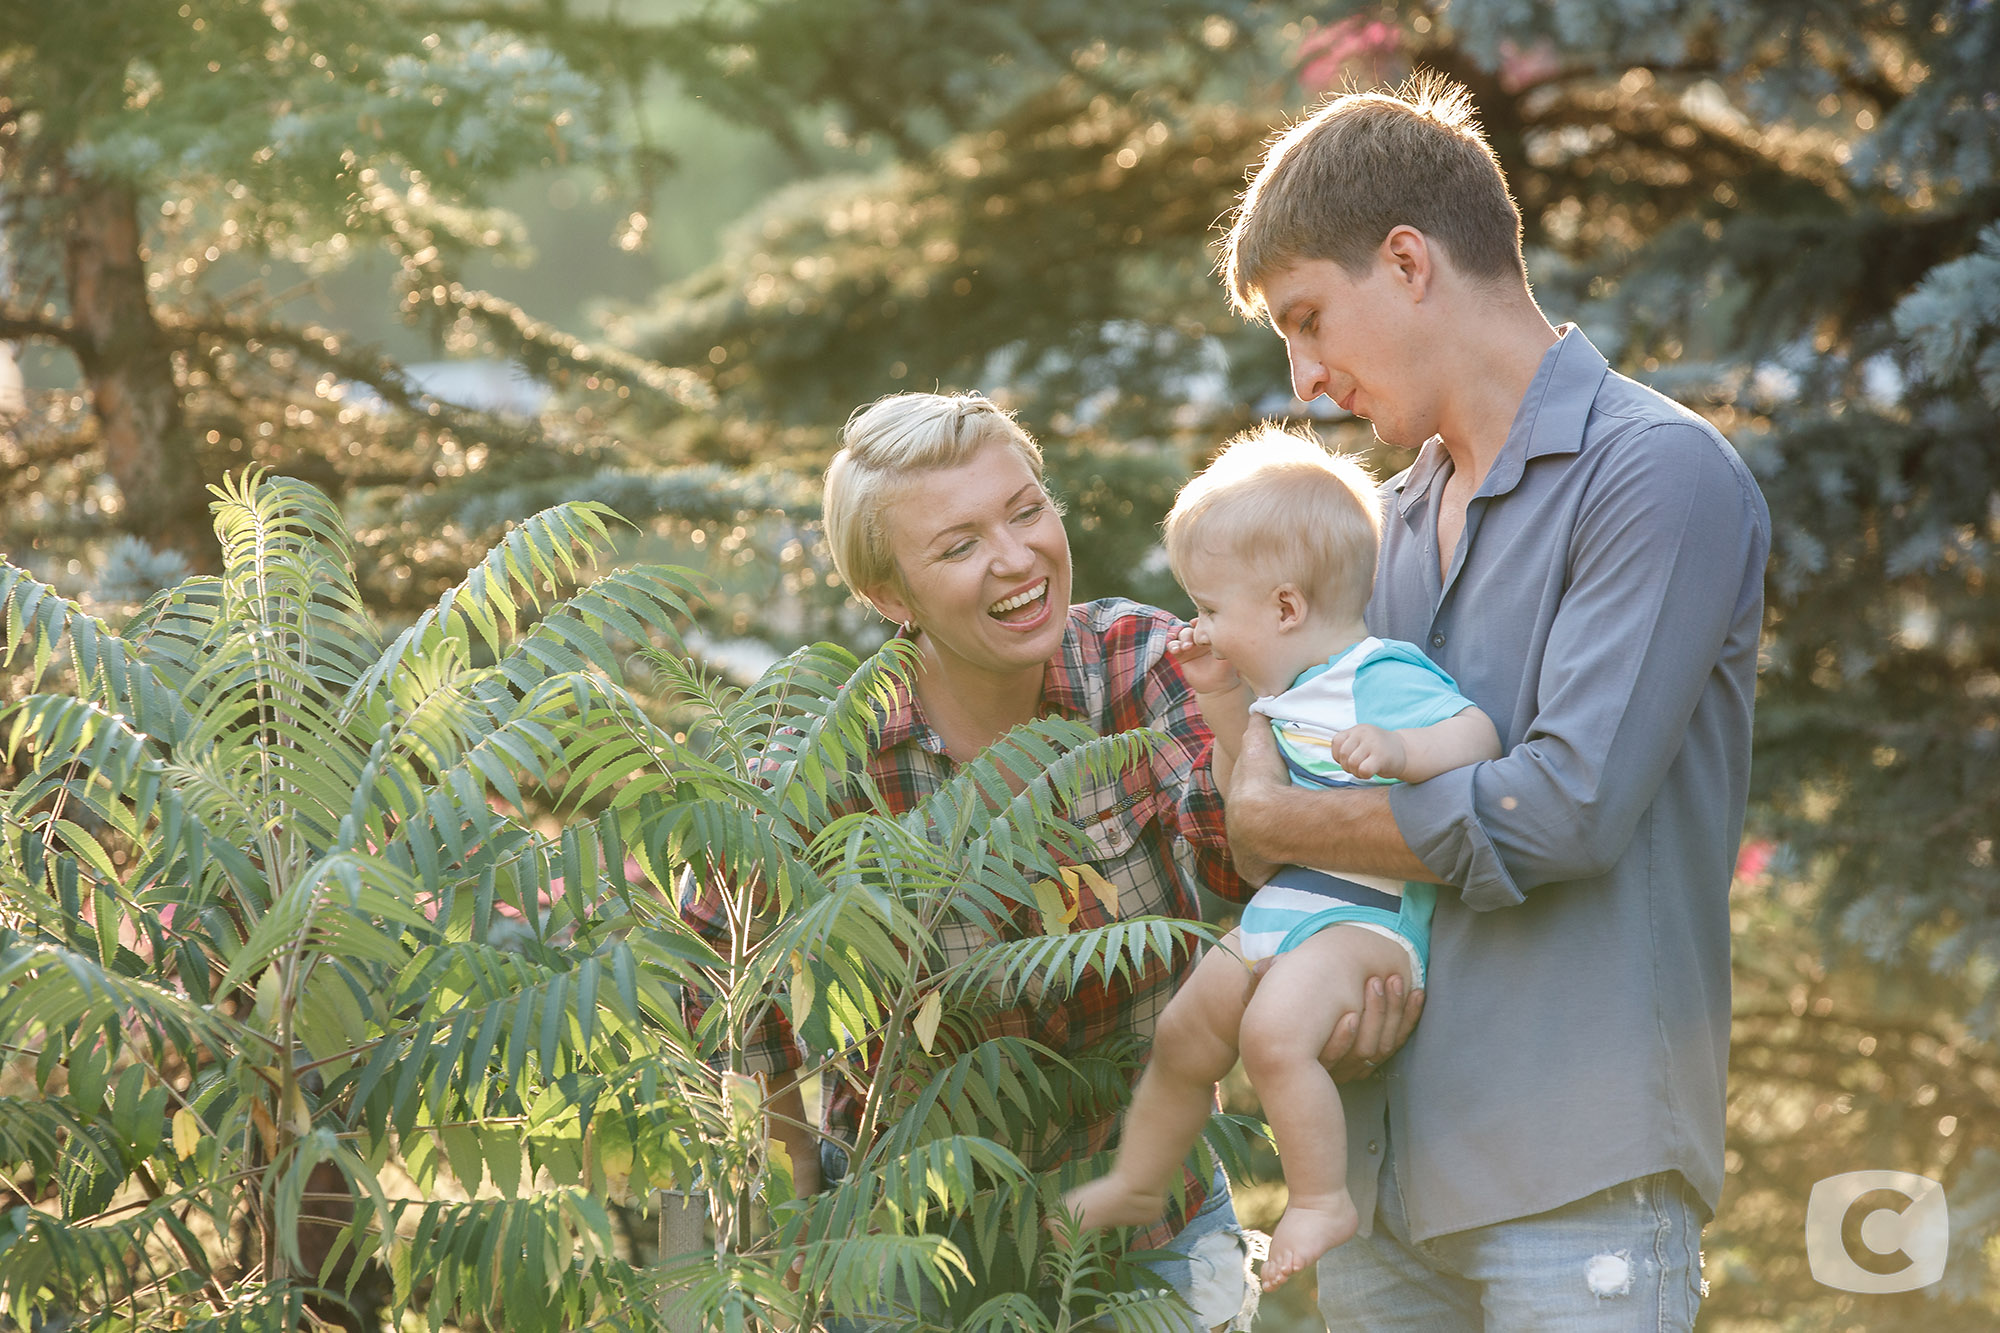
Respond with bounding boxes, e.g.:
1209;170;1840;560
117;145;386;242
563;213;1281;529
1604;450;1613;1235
0;307;80;348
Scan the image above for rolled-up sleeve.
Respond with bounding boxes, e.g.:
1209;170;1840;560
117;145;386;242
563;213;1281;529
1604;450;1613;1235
1390;424;1765;909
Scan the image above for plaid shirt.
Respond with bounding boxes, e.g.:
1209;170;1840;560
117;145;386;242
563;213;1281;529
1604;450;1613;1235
681;599;1252;1248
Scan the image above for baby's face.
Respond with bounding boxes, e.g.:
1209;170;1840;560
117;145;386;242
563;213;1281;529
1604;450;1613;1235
1178;553;1289;697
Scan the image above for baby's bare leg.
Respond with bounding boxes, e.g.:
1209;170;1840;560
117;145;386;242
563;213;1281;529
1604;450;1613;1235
1239;923;1413;1291
1064;935;1254;1230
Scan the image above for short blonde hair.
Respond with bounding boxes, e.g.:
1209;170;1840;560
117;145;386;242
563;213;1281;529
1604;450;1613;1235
1221;72;1525;320
823;391;1046;604
1163;426;1382;624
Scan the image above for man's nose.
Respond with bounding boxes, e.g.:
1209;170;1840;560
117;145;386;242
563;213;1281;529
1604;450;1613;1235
1289;345;1327;403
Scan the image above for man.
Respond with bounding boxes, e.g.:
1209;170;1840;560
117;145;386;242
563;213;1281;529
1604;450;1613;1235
1217;75;1769;1331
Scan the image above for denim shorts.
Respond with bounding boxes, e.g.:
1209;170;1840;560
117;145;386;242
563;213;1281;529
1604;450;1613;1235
1133;1165;1256;1331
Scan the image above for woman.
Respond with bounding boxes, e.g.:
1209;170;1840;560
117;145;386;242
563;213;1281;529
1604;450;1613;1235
683;391;1403;1328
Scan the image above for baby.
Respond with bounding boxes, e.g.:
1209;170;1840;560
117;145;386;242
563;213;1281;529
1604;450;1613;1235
1064;427;1500;1290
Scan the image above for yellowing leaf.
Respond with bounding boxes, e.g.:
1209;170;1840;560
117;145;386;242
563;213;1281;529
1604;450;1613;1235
1063;864;1119;919
172;1108;201;1161
247;1098;278;1157
285;1082;313;1136
913;990;942;1054
1031;877;1075;935
722;1071;763;1131
790;951;815;1019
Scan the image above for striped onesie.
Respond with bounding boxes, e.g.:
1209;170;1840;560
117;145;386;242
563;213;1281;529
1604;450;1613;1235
1236;636;1478;985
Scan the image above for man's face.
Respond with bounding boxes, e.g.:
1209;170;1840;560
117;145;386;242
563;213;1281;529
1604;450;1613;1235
1261;256;1433;450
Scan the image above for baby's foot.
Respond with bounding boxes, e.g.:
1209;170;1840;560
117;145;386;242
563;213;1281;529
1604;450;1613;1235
1060;1175;1169;1232
1261;1191;1360;1291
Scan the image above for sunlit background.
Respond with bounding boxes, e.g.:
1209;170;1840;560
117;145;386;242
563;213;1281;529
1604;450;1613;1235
3;1;1997;1328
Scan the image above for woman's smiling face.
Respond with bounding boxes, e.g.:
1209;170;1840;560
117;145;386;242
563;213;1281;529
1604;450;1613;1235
864;438;1072;680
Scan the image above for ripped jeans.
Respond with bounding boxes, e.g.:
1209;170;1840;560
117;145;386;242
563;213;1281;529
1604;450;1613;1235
1317;1137;1706;1332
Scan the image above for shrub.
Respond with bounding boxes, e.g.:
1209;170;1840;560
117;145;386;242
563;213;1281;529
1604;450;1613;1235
1;471;1247;1331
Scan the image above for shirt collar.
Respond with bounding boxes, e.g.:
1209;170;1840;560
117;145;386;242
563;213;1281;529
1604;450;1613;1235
1039;608;1093;720
1392;324;1607;514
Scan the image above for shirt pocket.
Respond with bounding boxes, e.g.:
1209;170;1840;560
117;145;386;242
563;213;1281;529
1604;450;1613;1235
1060;783;1160;921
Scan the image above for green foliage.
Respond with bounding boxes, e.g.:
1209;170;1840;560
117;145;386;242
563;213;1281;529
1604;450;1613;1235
1;470;1243;1328
0;470;713;1328
636;631;1236;1325
602;4;2000;1322
0;0;713;600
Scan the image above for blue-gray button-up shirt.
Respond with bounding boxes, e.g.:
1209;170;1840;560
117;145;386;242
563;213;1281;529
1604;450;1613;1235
1348;326;1769;1241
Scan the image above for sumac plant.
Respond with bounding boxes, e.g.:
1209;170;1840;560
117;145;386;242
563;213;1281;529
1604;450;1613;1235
0;471;1251;1332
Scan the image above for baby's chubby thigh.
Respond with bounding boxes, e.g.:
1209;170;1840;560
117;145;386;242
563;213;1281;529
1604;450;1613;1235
1238;923;1414;1075
1147;931;1259;1085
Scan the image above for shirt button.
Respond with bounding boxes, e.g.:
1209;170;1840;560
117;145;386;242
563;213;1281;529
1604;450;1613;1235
1430;633;1445;648
1367;1140;1380;1154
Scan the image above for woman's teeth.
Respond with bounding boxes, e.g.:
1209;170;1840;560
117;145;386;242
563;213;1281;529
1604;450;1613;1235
988;580;1047;615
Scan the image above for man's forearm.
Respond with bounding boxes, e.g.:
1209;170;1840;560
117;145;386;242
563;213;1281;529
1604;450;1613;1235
1227;723;1440;883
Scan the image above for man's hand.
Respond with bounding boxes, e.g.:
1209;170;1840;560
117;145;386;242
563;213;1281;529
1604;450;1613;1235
1223;717;1292;884
1247;962;1426;1080
1167;622;1241;697
1318;971;1425;1080
1330;723;1407;781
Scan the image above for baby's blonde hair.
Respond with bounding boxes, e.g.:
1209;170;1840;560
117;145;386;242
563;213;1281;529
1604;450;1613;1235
1163;426;1383;623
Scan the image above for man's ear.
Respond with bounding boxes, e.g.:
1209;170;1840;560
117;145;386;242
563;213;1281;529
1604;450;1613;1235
1274;583;1311;631
1381;225;1434;300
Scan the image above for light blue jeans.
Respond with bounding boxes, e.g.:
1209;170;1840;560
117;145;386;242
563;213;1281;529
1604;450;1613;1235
1317;1139;1706;1332
1134;1166;1254;1331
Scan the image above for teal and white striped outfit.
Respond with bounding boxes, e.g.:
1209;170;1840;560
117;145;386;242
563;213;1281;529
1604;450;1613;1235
1235;637;1478;984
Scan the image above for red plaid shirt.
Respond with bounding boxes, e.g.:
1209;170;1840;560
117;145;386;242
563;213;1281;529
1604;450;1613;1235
681;599;1252;1246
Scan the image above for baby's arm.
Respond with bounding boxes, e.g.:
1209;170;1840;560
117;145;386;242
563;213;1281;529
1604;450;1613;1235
1168;623;1254;790
1330;705;1500;783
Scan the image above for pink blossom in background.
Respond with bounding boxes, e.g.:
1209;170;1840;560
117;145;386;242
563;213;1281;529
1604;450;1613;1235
1298;17;1403;94
1735;839;1774;883
1497;38;1564;93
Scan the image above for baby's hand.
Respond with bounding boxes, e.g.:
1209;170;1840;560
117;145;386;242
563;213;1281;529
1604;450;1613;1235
1330;723;1407;781
1167;623;1240;696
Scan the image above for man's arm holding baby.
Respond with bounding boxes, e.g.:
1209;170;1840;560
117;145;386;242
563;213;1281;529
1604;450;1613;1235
1175;623;1449;1075
1226;724;1436;885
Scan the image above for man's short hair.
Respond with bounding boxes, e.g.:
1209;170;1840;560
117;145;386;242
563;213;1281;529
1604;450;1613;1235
823;391;1045;605
1163;426;1383;625
1221;71;1526;319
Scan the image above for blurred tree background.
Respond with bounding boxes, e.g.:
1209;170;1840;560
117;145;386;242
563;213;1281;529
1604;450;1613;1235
3;0;1998;1328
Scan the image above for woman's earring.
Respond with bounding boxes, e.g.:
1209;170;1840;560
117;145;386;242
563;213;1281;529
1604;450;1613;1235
900;621;914;637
